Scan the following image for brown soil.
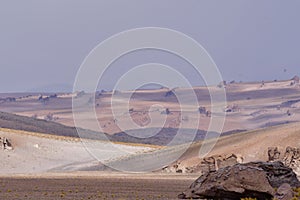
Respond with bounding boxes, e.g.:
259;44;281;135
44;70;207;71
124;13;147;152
0;173;195;200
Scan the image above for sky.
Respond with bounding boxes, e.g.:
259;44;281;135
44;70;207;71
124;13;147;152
0;0;299;92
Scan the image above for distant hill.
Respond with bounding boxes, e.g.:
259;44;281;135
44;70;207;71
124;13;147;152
0;111;105;140
0;112;245;146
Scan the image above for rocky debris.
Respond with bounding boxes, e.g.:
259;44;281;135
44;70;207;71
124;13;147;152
0;137;12;150
199;154;243;174
162;154;243;174
198;107;207;114
274;183;294;200
268;146;300;176
178;161;300;200
162;161;185;173
224;104;240;113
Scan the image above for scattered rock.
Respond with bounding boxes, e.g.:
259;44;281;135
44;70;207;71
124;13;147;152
163;154;243;174
268;147;281;161
199;154;243;174
198;107;207;115
268;146;300;176
0;137;12;150
224;104;240;113
178;161;300;200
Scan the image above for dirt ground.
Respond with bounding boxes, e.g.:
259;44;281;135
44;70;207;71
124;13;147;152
0;173;196;200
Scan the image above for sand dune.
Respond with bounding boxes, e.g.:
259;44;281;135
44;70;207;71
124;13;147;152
0;128;154;174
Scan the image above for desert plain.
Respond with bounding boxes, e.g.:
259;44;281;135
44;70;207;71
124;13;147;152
0;78;300;199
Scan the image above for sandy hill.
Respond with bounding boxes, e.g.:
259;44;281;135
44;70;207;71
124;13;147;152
176;122;300;168
0;127;155;174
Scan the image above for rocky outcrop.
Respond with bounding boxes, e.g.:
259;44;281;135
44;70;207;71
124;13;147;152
283;147;300;168
268;147;281;161
268;146;300;176
0;137;12;150
199;154;243;174
178;161;300;200
163;154;243;174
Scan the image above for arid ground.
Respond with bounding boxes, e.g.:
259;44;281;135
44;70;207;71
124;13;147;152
0;173;196;200
0;78;300;199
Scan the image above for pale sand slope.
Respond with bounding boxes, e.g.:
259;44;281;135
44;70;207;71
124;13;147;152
98;122;300;172
176;122;300;168
0;129;155;174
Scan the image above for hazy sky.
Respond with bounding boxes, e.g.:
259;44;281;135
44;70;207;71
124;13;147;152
0;1;299;92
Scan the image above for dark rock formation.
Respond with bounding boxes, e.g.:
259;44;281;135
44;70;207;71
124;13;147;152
198;107;207;114
178;161;300;200
268;147;281;161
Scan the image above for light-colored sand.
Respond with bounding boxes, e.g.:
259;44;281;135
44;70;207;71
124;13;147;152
0;79;300;173
0;79;299;136
0;129;154;174
176;122;300;168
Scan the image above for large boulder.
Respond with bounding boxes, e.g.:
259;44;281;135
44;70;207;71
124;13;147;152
178;161;300;200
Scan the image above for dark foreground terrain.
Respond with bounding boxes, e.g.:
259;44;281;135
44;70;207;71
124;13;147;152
0;174;196;200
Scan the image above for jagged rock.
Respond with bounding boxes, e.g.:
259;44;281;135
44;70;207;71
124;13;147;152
268;147;281;161
268;146;300;176
178;161;300;200
163;154;243;174
200;154;243;174
283;146;300;166
274;183;294;200
0;137;12;150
